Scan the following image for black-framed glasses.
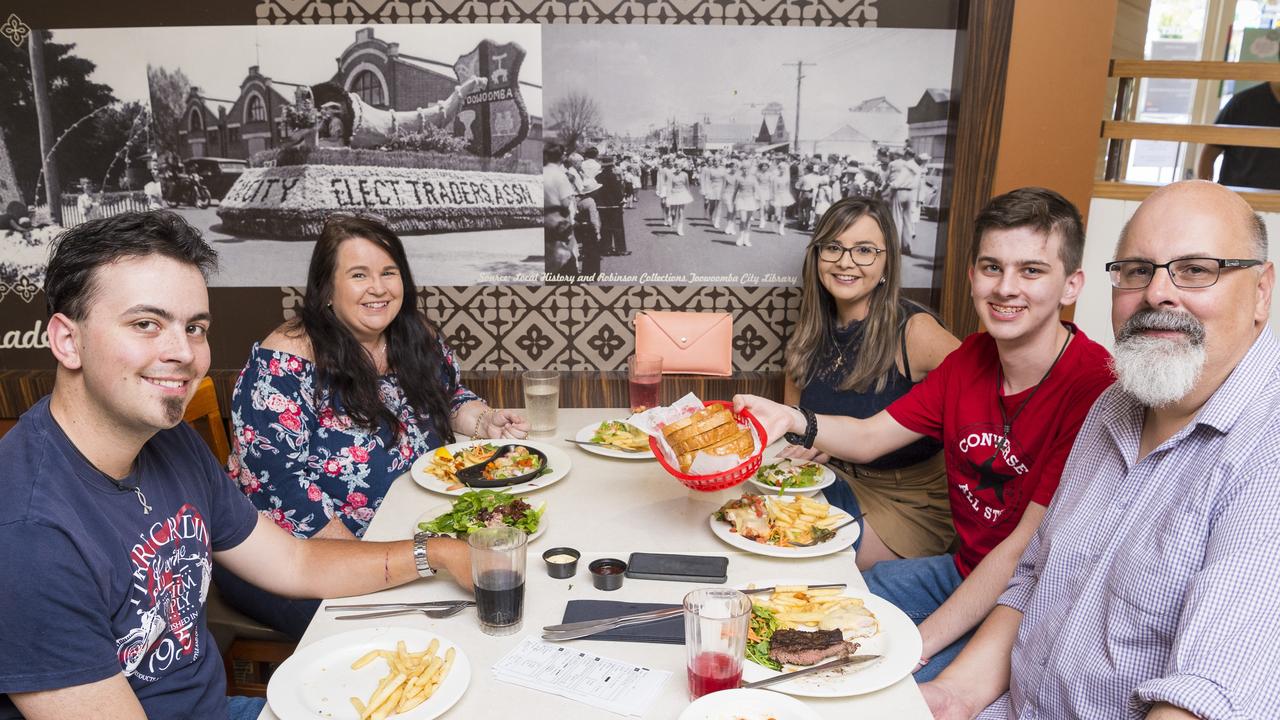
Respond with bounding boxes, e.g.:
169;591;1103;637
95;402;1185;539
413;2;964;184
816;243;886;266
1106;258;1264;289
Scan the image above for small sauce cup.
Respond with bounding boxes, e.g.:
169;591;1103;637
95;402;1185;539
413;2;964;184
589;558;628;591
542;547;581;579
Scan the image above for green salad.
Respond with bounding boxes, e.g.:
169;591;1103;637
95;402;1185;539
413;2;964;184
746;604;782;670
755;460;823;492
417;490;544;537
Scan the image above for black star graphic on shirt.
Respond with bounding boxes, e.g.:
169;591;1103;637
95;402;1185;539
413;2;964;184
972;449;1014;504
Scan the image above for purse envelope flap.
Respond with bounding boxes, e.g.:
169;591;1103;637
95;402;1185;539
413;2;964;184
638;311;731;350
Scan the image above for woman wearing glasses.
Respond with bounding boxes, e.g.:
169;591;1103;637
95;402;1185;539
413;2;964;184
783;197;960;570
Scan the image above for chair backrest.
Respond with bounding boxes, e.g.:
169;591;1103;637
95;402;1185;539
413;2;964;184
184;376;231;463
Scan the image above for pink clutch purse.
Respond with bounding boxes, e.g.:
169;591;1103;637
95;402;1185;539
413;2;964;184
634;311;734;376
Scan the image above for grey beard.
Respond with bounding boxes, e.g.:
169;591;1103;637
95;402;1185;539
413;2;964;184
1111;309;1206;408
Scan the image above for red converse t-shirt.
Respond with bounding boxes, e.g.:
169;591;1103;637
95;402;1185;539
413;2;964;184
887;323;1114;576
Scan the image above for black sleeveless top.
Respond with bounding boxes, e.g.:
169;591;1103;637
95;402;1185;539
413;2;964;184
799;301;943;470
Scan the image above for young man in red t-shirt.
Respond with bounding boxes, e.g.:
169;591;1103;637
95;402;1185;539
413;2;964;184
738;187;1115;680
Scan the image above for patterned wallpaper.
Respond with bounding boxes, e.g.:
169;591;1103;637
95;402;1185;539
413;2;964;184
254;0;885;26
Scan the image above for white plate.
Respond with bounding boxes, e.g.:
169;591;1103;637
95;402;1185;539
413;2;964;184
746;457;837;496
266;627;471;720
740;581;921;698
708;495;859;558
677;688;821;720
412;501;547;542
411;439;571;496
572;420;655;460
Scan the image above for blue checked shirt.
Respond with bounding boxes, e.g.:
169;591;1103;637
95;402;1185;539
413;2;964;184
978;327;1280;720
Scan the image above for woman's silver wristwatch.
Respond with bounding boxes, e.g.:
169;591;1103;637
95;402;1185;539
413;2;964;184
413;532;438;577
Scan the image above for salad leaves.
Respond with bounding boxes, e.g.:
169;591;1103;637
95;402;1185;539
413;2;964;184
746;604;782;671
417;490;544;536
755;460;823;493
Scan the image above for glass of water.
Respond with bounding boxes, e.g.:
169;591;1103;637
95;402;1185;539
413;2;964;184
521;369;560;433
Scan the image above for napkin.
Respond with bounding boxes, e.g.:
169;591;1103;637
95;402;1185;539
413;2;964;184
560;600;684;644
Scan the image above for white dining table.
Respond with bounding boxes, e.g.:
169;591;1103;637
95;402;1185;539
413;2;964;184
257;408;932;720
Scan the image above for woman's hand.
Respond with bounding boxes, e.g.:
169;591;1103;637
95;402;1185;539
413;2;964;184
481;409;529;440
733;394;802;447
777;444;830;464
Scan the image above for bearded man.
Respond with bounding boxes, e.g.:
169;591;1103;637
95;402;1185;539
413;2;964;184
921;179;1280;720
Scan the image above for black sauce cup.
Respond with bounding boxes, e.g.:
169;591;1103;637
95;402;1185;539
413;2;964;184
589;558;628;591
542;547;581;579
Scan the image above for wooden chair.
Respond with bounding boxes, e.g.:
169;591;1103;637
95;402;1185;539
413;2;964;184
183;377;298;697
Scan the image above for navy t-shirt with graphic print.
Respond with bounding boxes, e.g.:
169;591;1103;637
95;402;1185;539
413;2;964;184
0;396;259;719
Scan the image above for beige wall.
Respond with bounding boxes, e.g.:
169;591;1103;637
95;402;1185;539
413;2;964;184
990;0;1122;217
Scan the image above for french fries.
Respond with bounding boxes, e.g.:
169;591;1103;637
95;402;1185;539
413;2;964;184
750;584;879;635
349;639;456;719
763;495;842;547
422;444;498;491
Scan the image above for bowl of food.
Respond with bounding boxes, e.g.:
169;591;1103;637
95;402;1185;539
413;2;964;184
650;401;766;492
455;444;548;488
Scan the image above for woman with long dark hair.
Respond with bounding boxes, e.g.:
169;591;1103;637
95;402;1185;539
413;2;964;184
219;214;527;636
783;197;959;571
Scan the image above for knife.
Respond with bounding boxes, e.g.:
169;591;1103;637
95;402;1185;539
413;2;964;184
541;583;847;641
741;654;882;689
325;600;473;612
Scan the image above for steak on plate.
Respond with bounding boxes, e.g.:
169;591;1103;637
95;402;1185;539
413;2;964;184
767;629;858;666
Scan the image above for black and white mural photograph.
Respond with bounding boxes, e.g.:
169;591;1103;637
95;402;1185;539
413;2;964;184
0;28;150;294
541;23;956;287
143;23;543;286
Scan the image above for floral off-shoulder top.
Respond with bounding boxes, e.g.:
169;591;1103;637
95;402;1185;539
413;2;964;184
227;340;480;538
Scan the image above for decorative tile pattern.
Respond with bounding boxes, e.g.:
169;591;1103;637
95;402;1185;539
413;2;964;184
255;0;881;25
2;14;29;47
321;284;805;372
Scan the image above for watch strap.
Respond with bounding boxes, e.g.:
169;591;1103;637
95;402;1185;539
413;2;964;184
412;532;438;577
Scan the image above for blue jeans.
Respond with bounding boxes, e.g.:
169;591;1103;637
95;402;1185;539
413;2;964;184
863;554;972;682
821;478;865;551
227;695;266;720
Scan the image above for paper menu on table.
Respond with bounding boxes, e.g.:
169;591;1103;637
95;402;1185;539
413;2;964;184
492;636;671;717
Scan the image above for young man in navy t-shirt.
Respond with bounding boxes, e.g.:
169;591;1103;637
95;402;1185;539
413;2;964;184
738;188;1115;680
0;212;473;720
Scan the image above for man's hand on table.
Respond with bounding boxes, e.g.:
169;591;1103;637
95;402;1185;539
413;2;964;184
429;536;474;592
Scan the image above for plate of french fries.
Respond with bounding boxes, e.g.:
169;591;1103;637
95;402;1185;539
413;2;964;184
709;494;860;558
266;627;470;720
411;439;571;496
739;581;921;698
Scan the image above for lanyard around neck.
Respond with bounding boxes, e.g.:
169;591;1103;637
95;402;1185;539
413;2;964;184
993;326;1074;452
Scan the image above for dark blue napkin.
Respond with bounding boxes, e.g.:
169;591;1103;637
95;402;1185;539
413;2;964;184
560;600;684;644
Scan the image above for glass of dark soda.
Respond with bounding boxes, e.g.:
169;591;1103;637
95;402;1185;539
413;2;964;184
468;526;528;636
683;588;751;699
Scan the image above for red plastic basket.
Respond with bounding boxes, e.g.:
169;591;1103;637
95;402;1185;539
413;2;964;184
649;400;768;492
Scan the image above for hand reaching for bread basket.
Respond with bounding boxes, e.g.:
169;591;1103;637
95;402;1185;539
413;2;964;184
626;394;766;491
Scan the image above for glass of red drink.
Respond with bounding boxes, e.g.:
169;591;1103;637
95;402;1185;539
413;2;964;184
627;353;663;413
683;588;751;699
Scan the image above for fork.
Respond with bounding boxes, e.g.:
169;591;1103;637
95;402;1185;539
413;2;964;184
335;602;475;621
563;435;650;450
791;512;866;547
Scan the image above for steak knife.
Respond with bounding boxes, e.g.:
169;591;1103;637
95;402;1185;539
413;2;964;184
741;653;882;689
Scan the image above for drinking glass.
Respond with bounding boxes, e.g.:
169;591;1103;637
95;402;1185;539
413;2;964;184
468;526;528;636
683;588;751;699
627;353;663;413
521;369;560;433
